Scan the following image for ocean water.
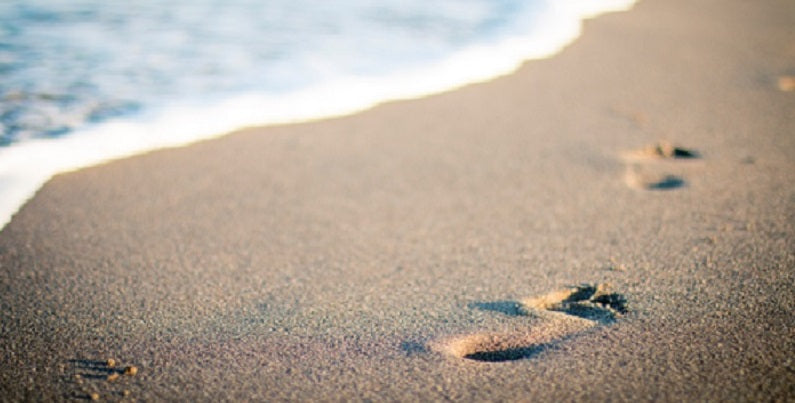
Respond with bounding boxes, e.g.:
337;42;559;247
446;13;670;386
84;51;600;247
0;0;636;229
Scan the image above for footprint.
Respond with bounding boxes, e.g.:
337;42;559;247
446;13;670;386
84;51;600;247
430;284;627;363
520;283;628;320
620;141;700;190
622;141;700;161
67;358;137;400
624;168;686;190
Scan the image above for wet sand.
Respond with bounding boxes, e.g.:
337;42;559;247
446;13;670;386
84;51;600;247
1;0;794;400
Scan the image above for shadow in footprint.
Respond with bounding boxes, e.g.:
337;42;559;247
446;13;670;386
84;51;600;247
592;293;629;314
68;359;116;377
646;175;685;190
625;170;687;191
670;148;699;159
463;344;548;362
636;142;701;160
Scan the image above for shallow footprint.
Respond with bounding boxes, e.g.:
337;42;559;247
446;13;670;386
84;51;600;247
622;141;700;161
431;284;627;363
621;141;700;190
624;167;686;190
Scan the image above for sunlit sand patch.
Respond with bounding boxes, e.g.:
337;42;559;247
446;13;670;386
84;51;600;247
431;284;627;363
778;75;795;92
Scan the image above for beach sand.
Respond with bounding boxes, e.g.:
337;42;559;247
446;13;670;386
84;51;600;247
1;0;794;400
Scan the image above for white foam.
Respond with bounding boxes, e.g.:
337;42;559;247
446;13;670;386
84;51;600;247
0;0;636;230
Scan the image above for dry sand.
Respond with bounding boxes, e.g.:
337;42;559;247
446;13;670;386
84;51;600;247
1;0;794;401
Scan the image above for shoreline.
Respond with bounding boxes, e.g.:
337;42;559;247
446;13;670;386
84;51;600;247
2;0;794;400
0;0;636;231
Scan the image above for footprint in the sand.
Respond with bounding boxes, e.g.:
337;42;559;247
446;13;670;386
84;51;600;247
621;141;700;190
430;284;627;363
66;358;138;400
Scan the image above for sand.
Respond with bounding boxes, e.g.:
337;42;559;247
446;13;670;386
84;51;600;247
1;0;794;401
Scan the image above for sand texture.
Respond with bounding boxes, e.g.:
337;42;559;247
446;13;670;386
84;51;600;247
1;0;794;401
